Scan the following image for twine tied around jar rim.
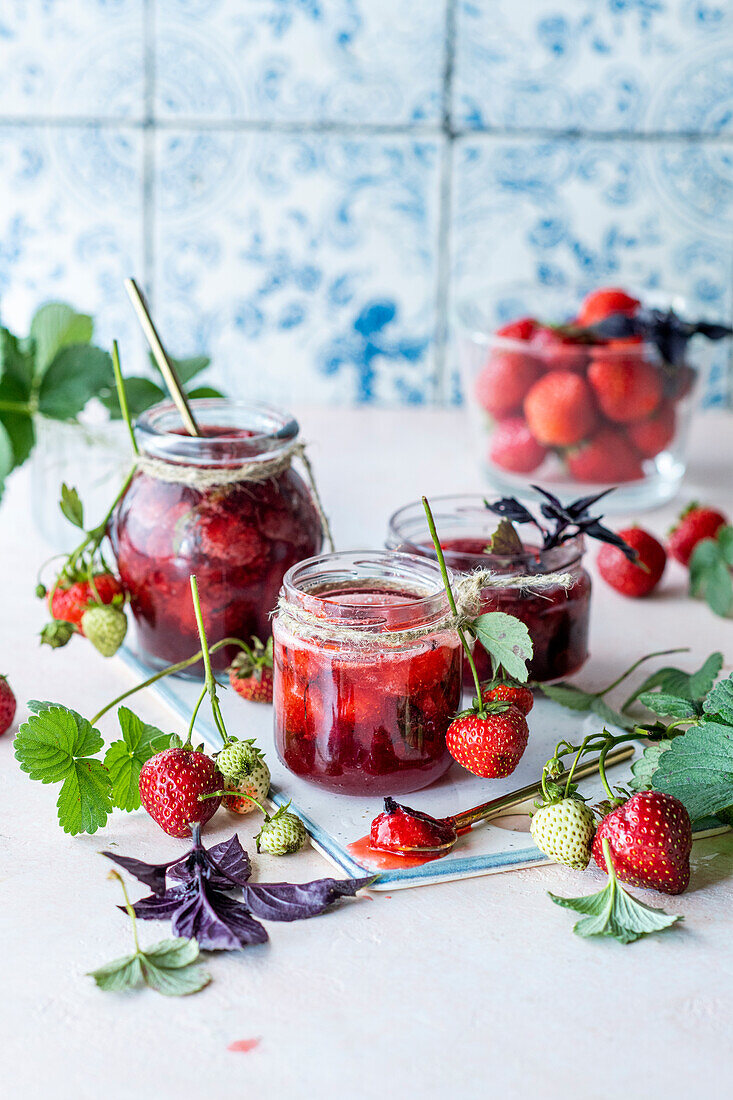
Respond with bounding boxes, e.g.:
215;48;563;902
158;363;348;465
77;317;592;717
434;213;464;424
136;441;335;552
275;567;573;649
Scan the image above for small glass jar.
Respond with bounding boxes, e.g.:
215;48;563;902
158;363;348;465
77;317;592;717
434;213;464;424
109;399;323;672
387;496;591;685
272;551;463;796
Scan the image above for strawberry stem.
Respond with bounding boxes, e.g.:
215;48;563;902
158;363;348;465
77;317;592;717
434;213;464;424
598;647;689;698
185;685;207;751
198;790;269;817
109;869;141;953
89;636;245;724
422;496;485;714
190;574;231;747
112;339;139;457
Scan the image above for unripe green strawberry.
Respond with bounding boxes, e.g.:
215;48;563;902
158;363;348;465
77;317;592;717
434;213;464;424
256;803;307;855
80;604;128;657
530;797;596;870
216;739;271;815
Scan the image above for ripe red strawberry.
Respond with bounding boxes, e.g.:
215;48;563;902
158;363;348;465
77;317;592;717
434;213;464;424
475;350;540;418
592;791;692;895
227;637;274;704
626;399;676;458
446;704;529;778
667;503;728;567
566;427;643;483
139;747;223;838
530;326;588;373
488;416;547;474
597;526;666;597
481;680;534;716
587;354;662;423
524;371;597;446
495;316;537;341
48;573;123;635
0;675;17;735
577;287;640;326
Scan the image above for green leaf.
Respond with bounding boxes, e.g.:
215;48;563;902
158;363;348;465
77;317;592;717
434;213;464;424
588;696;636;731
100;376;165;420
689;536;733;618
89;938;210;997
0;327;34;390
636;692;699;720
623;652;723;711
719;526;733;568
0;405;35;469
14;704;111;833
150;352;211;385
487;519;524;555
549;852;681;944
702;672;733;725
629;742;672;792
30;302;93;376
105;707;171;812
652;721;733;819
538;682;634;730
187;385;225;400
59;483;84;529
471;612;533;683
0;419;14;495
38;344;113;420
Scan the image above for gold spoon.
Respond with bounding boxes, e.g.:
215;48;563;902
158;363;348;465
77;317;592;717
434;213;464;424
124;276;201;437
375;744;635;857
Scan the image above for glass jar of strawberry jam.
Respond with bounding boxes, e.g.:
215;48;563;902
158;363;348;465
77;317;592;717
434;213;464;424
109;399;323;672
387;496;591;684
272;551;463;796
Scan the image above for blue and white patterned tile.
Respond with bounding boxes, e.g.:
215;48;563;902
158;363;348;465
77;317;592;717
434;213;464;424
453;0;733;133
154;0;446;124
449;136;733;405
153;131;442;404
0;126;144;358
0;1;144;118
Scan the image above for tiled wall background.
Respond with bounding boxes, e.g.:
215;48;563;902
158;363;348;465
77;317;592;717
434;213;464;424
1;1;733;407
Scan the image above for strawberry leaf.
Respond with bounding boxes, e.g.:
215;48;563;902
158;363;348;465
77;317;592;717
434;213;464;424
636;692;700;720
629;742;673;792
30;302;93;376
689;532;733;618
652;720;733;820
15;703;111;833
38;345;113;420
89;937;210;997
105;707;173;812
702;672;733;725
623;651;723;712
59;482;84;529
538;682;635;731
470;612;533;683
549;841;681;944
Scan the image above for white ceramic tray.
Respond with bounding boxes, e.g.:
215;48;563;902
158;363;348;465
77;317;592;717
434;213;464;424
120;650;726;890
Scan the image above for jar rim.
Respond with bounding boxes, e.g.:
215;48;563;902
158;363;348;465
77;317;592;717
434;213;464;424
387;494;585;572
280;550;455;631
135;398;299;466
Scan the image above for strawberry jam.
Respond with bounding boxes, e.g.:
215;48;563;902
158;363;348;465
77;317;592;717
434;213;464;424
272;551;462;795
370;797;456;854
109;400;322;673
387;496;591;685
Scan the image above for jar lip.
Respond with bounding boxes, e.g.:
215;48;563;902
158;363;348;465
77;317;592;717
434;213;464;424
281;550;455;631
135;398;300;466
387;495;585;571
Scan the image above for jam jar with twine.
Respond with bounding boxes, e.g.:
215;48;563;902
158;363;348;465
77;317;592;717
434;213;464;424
109;399;329;672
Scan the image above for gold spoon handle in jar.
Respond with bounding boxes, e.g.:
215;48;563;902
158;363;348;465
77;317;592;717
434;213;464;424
124;277;201;437
450;744;635;832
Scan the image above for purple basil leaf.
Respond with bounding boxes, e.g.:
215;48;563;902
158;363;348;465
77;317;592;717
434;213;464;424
102;850;177;895
172;883;268;950
205;835;251;888
128;885;194;920
566;489;614;519
241;876;375;923
484;497;536;526
582;521;638;561
591;314;640;339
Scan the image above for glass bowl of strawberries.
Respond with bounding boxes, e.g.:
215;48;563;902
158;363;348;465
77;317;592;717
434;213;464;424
456;285;727;510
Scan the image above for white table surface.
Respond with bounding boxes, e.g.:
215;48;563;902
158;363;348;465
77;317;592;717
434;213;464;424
3;407;733;1100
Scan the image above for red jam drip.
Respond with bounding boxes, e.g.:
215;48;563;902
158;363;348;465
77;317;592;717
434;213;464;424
347;834;444;870
369;797;456;854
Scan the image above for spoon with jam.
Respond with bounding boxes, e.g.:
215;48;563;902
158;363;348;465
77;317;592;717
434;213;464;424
369;745;634;858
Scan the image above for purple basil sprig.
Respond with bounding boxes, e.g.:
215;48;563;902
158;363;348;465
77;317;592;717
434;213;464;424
589;307;732;368
485;486;637;562
103;825;374;951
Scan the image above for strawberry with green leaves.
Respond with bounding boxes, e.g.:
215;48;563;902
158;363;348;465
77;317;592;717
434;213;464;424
0;675;17;736
668;502;728;567
256;803;308;855
227;637;274;704
81;602;128;657
481;678;534;716
447;705;529;779
592;790;692;895
531;797;596;870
